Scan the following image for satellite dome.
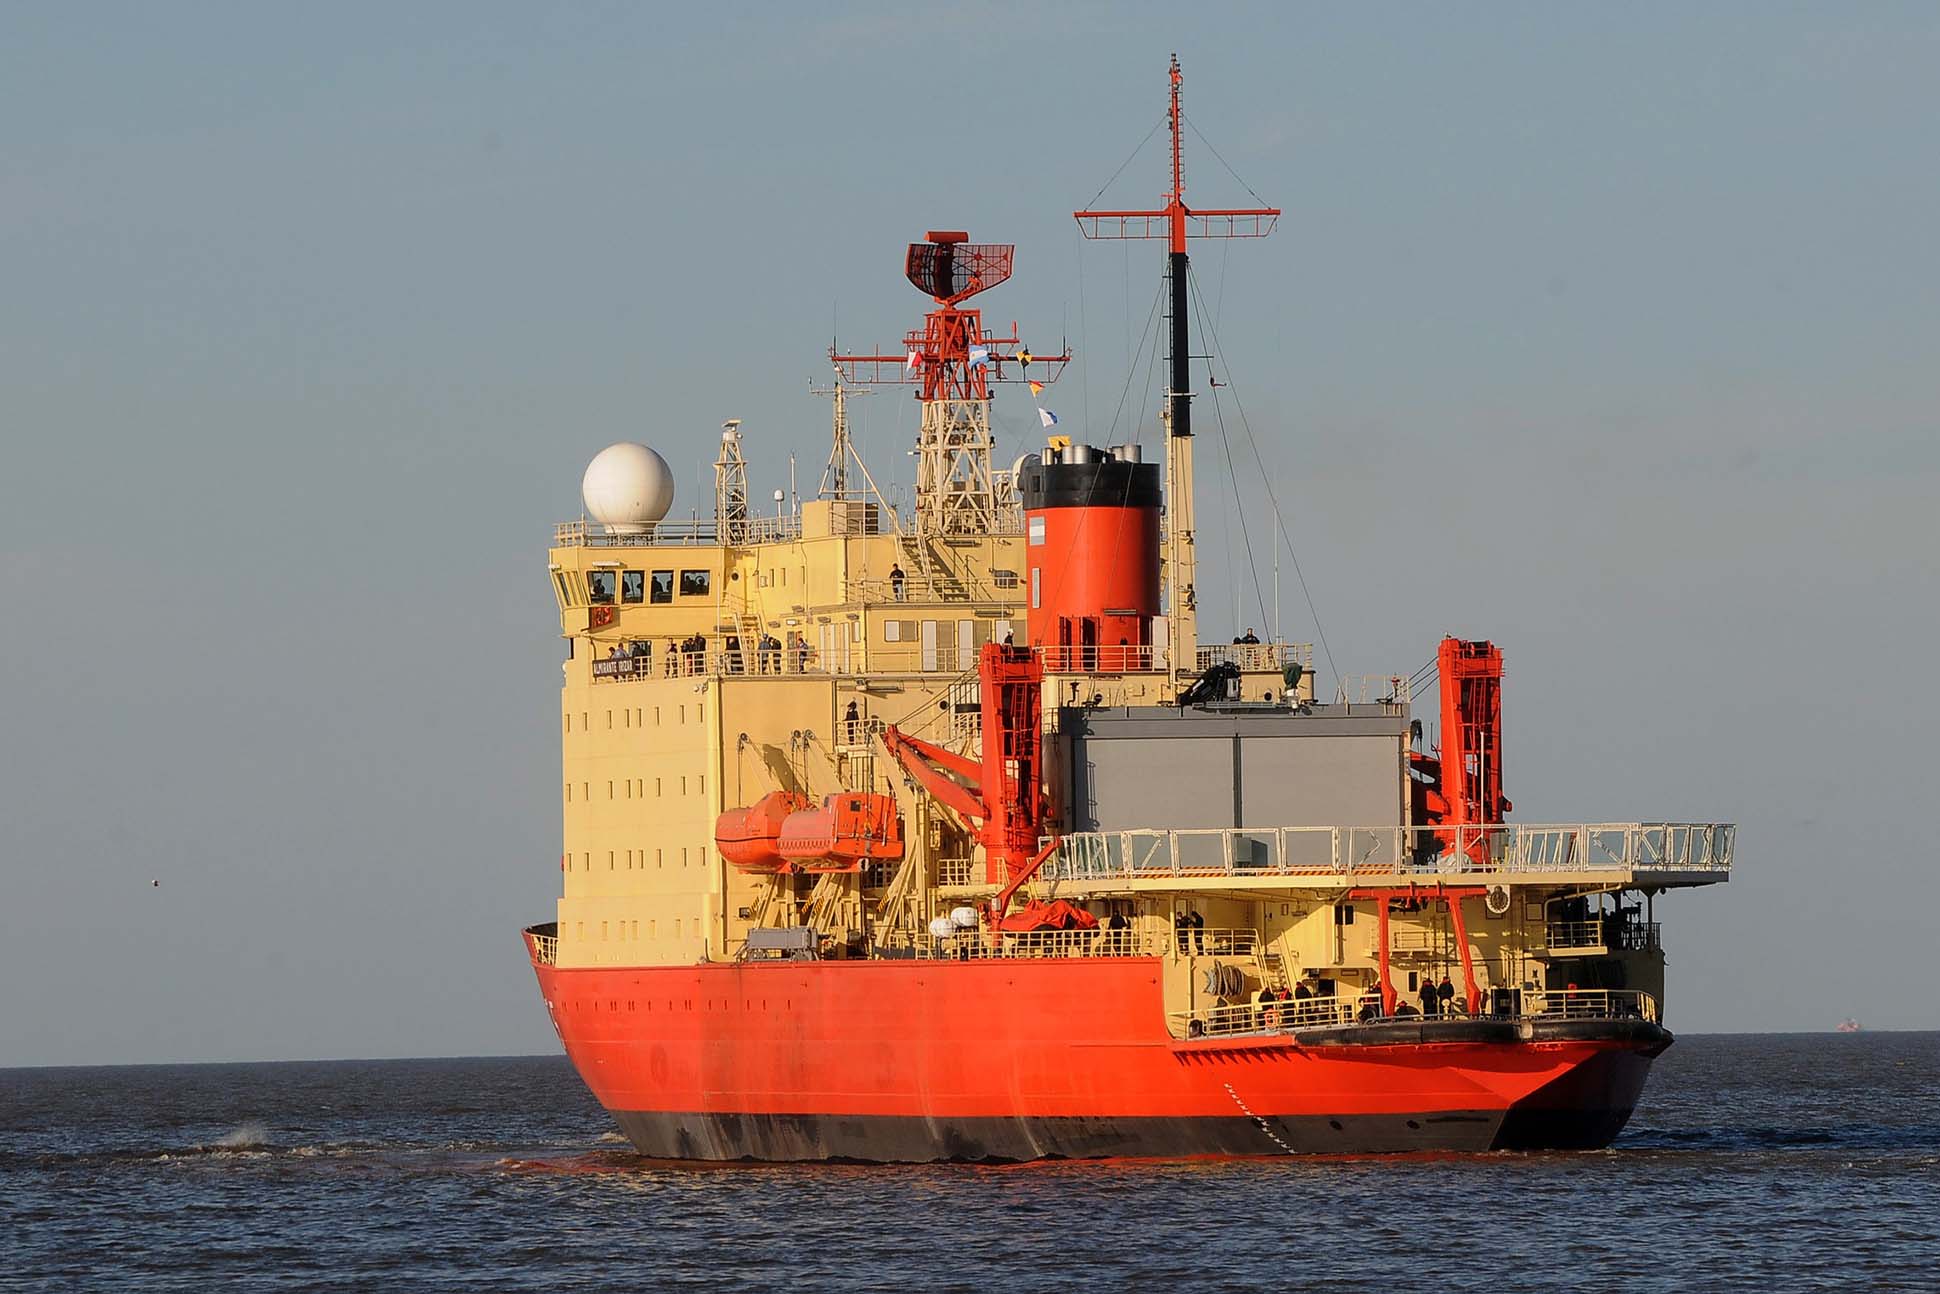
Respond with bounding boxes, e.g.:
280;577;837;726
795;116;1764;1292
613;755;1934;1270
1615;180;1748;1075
581;443;674;534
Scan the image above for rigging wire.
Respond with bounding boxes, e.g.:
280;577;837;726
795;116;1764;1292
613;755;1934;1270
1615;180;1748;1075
1190;267;1271;635
1079;117;1168;213
1185;269;1340;681
1103;276;1168;448
1180;112;1275;210
1073;225;1091;436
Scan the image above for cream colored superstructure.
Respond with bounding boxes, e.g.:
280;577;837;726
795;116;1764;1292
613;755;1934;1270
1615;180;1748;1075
551;498;1036;968
543;440;1732;1039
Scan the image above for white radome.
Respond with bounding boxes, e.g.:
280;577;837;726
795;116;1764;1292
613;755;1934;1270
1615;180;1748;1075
581;442;674;534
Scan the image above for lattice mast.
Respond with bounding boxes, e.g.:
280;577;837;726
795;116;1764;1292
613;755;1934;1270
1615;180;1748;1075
714;419;750;544
832;233;1067;537
1074;56;1279;686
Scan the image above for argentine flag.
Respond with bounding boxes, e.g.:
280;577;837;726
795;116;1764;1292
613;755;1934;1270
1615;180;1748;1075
968;346;990;368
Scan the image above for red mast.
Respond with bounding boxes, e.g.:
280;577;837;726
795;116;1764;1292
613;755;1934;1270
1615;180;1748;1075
1074;55;1279;440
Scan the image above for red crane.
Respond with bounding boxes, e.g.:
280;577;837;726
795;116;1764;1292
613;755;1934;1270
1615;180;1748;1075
880;643;1077;929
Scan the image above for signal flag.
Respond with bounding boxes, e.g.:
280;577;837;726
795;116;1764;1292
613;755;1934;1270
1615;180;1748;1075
1039;408;1060;428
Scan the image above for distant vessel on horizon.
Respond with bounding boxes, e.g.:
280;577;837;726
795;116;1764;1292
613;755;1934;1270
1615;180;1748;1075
1836;1018;1863;1033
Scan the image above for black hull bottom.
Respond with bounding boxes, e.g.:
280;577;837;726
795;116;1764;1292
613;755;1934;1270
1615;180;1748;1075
612;1073;1656;1164
613;1108;1514;1162
604;1031;1669;1163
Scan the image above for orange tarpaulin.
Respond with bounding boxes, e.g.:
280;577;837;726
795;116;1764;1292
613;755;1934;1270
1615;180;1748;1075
996;900;1099;933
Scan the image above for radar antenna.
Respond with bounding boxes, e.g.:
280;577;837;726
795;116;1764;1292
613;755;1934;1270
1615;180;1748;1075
831;232;1070;537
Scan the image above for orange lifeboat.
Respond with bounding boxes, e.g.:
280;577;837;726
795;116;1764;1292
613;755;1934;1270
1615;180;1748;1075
715;790;811;874
778;793;904;872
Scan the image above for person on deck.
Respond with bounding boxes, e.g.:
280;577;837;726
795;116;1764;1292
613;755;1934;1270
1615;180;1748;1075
1420;978;1440;1018
889;563;906;601
1188;909;1205;955
844;700;860;747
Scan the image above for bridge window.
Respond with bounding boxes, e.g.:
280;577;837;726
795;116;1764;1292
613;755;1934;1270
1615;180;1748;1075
993;569;1019;589
1028;516;1046;546
621;570;645;603
587;570;616;604
650;571;674;604
679;570;711;597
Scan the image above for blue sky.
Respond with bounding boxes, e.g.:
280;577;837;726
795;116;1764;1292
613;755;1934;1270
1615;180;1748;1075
3;2;1936;1063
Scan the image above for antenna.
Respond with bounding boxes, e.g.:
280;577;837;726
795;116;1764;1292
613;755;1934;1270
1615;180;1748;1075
830;231;1070;537
1072;56;1278;689
714;419;749;545
810;365;905;535
809;368;872;501
1073;55;1279;441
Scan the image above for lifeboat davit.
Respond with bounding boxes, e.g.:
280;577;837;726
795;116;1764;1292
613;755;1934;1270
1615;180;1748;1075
778;793;904;872
715;790;811;874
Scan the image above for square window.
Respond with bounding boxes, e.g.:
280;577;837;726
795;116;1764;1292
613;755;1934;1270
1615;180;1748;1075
650;571;674;604
621;570;645;603
678;570;711;597
587;570;616;604
992;569;1019;589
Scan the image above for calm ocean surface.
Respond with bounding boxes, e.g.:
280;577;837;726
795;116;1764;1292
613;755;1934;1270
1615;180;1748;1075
3;1033;1936;1292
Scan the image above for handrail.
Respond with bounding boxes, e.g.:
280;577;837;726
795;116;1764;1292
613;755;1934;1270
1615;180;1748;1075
1195;642;1313;673
556;515;804;548
1169;987;1660;1040
1542;918;1662;952
1046;822;1735;883
1037;644;1161;673
1162;926;1261;957
526;931;558;966
591;643;1029;682
881;928;1175;960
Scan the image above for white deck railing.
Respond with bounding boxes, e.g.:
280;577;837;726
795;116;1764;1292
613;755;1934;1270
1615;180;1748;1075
1195;642;1314;674
1170;987;1659;1040
1044;822;1735;884
555;515;804;548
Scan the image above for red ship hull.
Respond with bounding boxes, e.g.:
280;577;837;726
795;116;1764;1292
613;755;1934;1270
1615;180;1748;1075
528;940;1666;1161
